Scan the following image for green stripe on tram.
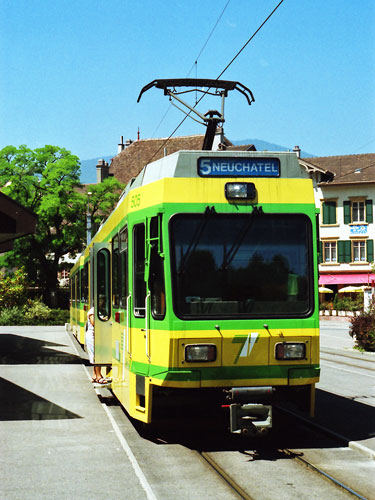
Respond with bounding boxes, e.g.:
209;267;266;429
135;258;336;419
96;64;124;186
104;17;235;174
129;360;320;382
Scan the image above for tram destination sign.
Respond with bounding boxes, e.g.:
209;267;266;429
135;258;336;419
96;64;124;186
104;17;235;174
197;157;280;177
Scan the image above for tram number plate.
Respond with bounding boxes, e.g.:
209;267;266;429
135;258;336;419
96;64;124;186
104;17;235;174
130;193;141;208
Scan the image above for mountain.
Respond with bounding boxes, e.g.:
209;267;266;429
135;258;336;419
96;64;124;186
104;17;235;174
79;155;114;184
232;139;315;158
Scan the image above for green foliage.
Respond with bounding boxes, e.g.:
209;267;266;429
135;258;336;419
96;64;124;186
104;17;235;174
0;298;70;326
319;301;332;310
0;145;124;302
0;268;30;308
333;295;363;312
350;308;375;352
84;177;124;235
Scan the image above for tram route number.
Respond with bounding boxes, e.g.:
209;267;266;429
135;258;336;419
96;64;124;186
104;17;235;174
130;193;141;209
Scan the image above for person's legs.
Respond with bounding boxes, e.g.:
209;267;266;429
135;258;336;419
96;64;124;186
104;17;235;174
94;365;103;381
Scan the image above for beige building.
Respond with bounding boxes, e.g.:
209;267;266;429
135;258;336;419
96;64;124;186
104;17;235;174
302;154;375;292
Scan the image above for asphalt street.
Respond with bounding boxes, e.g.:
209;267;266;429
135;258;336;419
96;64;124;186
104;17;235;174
0;321;374;499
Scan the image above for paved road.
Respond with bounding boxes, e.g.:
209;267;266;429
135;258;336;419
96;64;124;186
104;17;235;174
317;318;375;457
1;322;374;499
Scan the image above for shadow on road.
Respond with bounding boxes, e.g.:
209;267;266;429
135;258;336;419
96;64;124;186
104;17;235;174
0;377;82;421
129;388;375;454
0;333;85;364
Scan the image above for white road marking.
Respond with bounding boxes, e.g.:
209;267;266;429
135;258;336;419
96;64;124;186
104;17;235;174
101;403;158;500
320;361;374;378
65;329;158;500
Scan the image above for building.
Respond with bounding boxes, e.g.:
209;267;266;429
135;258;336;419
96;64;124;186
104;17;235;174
0;192;37;253
108;131;255;185
302;154;375;293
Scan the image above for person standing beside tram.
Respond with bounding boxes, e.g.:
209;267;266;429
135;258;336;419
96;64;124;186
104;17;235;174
86;307;110;384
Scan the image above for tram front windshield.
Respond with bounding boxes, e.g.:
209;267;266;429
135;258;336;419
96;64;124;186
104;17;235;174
170;212;313;318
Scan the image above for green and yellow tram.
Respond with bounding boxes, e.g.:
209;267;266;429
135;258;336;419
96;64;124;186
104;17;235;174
70;148;320;435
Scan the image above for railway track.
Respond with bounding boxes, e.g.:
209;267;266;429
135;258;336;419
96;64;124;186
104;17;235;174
199;439;370;500
193;406;373;500
98;384;374;500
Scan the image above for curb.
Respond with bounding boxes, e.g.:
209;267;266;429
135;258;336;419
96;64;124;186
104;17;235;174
321;346;375;364
348;441;375;460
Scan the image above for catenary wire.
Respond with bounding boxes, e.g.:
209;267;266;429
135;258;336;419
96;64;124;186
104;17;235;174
146;0;285;164
150;0;231;138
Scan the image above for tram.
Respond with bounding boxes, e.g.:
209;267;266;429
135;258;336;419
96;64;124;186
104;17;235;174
70;80;320;435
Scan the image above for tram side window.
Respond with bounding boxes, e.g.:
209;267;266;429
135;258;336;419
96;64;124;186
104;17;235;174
74;274;78;306
133;224;146;317
70;275;74;306
119;227;128;308
81;263;89;303
70;274;76;307
97;249;111;321
112;235;120;308
149;216;166;319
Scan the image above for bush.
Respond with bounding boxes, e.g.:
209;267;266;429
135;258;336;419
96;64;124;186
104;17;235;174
0;306;25;325
24;299;51;324
319;301;331;310
350;310;375;352
0;299;70;326
333;296;362;312
48;308;70;325
0;268;30;309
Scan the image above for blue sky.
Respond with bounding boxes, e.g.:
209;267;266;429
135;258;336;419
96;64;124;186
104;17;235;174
1;0;374;160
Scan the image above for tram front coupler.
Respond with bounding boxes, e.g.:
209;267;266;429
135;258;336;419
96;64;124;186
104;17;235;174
226;386;274;436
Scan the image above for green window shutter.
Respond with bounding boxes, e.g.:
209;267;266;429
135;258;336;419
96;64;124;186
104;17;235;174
344;240;351;262
366;200;373;223
322;201;336;224
343;201;351;224
367;239;374;262
338;241;344;262
318;240;322;263
338;240;351;263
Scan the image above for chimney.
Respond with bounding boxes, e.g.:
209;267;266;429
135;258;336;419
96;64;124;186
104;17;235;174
212;126;225;151
118;136;125;154
96;159;109;183
293;145;301;158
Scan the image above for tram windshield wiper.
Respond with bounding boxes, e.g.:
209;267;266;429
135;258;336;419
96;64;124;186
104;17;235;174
178;206;216;275
220;207;263;271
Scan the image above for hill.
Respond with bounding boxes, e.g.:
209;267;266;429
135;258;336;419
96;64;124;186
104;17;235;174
233;139;315;158
79;155;114;184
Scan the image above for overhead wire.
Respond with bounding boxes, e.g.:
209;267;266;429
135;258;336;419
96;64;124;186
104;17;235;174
146;0;285;165
150;0;231;138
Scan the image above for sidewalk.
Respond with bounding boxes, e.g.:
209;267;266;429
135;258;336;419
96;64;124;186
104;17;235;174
320;315;375;362
319;317;375;459
0;326;149;500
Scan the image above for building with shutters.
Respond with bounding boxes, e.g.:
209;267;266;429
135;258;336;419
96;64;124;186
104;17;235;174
301;154;375;292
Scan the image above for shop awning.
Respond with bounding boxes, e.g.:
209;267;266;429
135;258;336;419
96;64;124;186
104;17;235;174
319;273;375;285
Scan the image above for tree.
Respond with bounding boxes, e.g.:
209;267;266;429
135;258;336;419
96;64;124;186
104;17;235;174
85;177;125;236
0;145;124;306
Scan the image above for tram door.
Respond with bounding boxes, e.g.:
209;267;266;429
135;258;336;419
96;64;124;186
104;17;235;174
131;216;166;372
90;242;112;364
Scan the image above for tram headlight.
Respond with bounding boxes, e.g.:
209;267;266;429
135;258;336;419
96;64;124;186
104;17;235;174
185;344;217;362
225;182;256;200
275;342;306;360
